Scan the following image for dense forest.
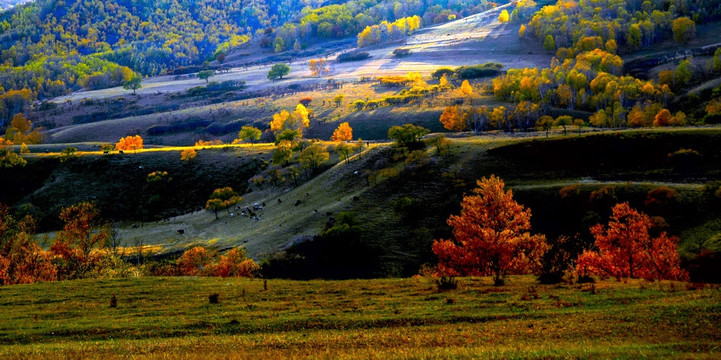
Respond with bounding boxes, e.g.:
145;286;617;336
0;0;325;101
269;0;496;52
0;0;500;127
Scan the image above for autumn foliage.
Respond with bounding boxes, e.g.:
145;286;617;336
205;187;242;220
177;246;259;277
115;135;143;152
270;104;310;136
331;122;353;142
180;148;197;161
0;205;56;285
575;203;688;281
51;202;110;279
432;175;548;284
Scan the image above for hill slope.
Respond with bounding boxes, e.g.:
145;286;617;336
1;276;718;359
6;128;721;278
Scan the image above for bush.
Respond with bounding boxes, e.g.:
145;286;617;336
337;51;371;62
454;63;503;79
703;113;721;124
435;276;458;290
393;48;411;57
432;68;454;80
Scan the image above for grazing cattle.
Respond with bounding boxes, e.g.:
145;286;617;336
326;212;333;216
119;150;124;155
177;229;185;235
353;196;360;202
305;192;310;197
294;200;302;206
278;199;282;203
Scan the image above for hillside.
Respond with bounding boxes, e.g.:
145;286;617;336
4;128;721;279
0;0;30;11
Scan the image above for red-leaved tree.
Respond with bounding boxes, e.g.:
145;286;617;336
0;204;57;285
575;202;688;281
432;175;548;285
50;202;109;279
214;248;260;278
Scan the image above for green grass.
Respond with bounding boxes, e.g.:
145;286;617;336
0;276;718;359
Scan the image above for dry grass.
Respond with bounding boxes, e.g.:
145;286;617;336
0;276;718;359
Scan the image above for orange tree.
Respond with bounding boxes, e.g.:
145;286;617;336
50;202;110;279
205;187;242;220
0;205;57;285
115;135;143;153
331;122;353;142
214;248;260;278
180;148;197;161
177;246;214;276
432;175;547;285
575;202;688;281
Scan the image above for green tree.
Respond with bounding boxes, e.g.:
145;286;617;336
205;187;242;220
238;126;262;145
272;140;293;166
197;70;214;83
268;63;290;81
123;75;142;95
274;37;285;53
59;147;78;162
554;115;573;135
714;48;721;71
543;35;555;51
675;59;693;86
0;138;26;167
335;142;353;162
299;145;329;174
388;124;430;148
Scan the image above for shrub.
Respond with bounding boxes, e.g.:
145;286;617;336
432;68;455;80
435;276;458;291
454;63;503;79
177;247;214;276
393;48;411;57
337;51;370;62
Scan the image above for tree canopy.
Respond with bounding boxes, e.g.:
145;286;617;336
268;64;290;80
432;175;548;284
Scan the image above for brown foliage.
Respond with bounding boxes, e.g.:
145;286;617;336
576;203;688;281
432;175;548;283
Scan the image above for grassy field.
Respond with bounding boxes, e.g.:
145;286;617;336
0;276;718;359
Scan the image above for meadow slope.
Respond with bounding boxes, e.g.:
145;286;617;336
0;276;718;359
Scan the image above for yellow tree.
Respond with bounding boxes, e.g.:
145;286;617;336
432;175;547;285
180;148;197;161
309;59;329;77
672;17;696;44
498;9;510;23
205;187;242;220
439;105;468;131
4;114;43;144
459;80;473;96
270;104;310;136
115;135;144;153
331;122;353;142
0;138;26;168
